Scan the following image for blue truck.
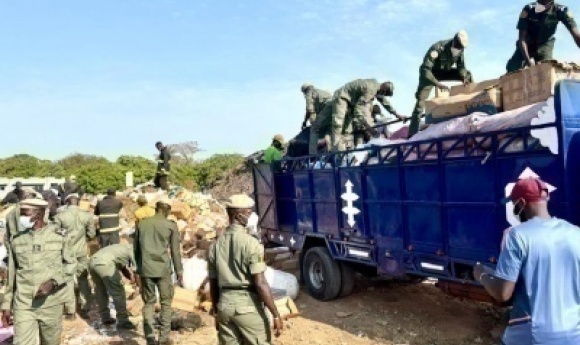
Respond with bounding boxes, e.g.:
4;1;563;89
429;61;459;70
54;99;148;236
252;80;580;301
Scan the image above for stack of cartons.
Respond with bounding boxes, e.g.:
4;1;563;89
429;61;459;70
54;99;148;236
500;61;580;111
425;79;503;122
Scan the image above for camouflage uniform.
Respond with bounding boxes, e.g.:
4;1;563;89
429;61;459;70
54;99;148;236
304;87;331;155
506;2;577;72
208;224;271;345
330;79;399;152
55;205;96;314
410;39;472;138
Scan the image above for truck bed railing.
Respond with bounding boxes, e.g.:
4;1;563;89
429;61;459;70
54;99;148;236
278;122;556;173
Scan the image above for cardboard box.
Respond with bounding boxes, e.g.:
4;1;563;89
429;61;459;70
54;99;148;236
501;61;580;111
435;87;450;99
172;287;200;312
425;86;502;120
171;201;192;220
265;296;300;325
450;78;500;96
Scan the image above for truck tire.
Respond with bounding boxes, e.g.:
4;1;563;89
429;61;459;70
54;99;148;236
339;262;355;297
303;247;342;301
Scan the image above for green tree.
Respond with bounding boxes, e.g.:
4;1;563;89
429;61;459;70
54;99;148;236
0;154;43;178
57;153;110;177
116;155;155;186
75;161;125;194
194;154;244;188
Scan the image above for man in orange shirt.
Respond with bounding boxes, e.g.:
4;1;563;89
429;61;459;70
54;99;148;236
134;195;155;224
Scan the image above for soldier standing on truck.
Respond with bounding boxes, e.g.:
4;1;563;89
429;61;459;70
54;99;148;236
155;141;171;191
330;79;404;152
94;188;123;247
409;30;472;138
506;1;580;73
474;177;580;345
302;83;332;155
207;194;283;345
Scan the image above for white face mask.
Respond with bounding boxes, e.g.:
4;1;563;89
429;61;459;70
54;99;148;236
450;47;462;57
19;216;35;230
535;2;552;13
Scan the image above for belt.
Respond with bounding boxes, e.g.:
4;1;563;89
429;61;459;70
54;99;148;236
221;286;256;292
508;316;531;326
99;227;120;233
98;214;119;218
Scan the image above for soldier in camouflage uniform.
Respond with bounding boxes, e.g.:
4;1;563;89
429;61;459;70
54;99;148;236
208;194;283;345
506;1;580;73
302;83;333;155
134;199;183;345
88;244;136;329
409;30;473;138
329;79;404;152
1;199;72;345
55;193;96;319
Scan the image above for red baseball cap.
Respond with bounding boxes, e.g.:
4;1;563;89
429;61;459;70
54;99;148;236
502;177;549;204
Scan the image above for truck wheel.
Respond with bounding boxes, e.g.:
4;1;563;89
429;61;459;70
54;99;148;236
339;262;355;297
303;247;342;301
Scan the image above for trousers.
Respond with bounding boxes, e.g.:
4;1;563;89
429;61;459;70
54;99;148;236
64;255;93;313
217;291;272;345
14;304;63;345
141;274;174;343
89;261;129;323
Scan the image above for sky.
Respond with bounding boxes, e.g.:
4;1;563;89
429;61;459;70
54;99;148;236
0;0;579;161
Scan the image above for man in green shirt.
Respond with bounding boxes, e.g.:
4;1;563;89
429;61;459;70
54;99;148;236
506;1;580;73
1;199;71;345
55;193;96;319
134;198;183;345
88;244;137;329
263;134;285;163
409;30;473;138
208;194;283;345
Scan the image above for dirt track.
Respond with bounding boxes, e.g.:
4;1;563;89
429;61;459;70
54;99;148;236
61;277;503;345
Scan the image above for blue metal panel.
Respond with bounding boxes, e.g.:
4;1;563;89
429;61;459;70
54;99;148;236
446;204;498;261
445;161;496;202
558;81;580;226
313;202;340;236
406;204;442;254
294;173;311;200
404;164;441;201
366;167;402;200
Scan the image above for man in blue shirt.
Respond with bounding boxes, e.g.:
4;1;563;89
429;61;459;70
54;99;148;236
474;177;580;345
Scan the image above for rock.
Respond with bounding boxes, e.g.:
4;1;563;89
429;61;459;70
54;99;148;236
336;311;353;318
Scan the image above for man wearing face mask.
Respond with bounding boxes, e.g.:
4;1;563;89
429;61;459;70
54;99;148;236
330;79;405;151
1;198;71;345
207;194;283;345
409;30;473;138
507;1;580;73
134;198;183;345
473;177;580;345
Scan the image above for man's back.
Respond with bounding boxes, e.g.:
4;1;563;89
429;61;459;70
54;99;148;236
134;214;183;277
56;206;95;256
497;217;580;344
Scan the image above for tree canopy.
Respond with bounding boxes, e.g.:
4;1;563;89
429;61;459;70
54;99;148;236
0;152;244;194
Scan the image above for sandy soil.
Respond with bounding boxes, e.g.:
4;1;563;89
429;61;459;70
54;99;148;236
59;277;504;345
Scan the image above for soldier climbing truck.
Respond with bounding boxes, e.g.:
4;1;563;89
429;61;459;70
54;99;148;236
252;80;580;301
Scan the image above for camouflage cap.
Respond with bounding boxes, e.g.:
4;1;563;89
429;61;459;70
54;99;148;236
301;83;313;93
224;194;255;209
65;193;80;201
455;29;469;48
20;198;49;209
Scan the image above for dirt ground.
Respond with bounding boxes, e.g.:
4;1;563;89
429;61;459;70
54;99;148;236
59;277;504;345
